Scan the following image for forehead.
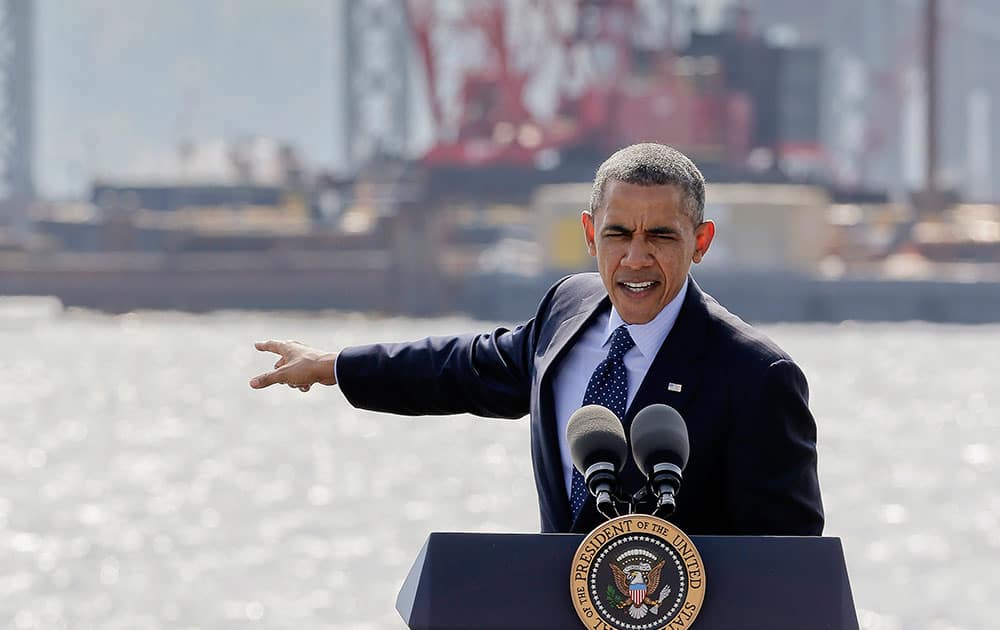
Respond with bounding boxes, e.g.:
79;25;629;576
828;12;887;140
598;181;687;224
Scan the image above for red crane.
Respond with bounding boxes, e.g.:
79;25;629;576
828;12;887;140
404;0;751;169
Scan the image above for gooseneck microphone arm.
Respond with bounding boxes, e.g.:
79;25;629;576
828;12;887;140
648;462;683;518
584;462;620;520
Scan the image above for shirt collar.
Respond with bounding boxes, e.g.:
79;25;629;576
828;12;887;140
604;279;689;359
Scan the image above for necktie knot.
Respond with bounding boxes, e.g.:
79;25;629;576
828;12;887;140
607;325;635;362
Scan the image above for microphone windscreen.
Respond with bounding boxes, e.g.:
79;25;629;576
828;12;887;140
566;405;628;473
630;404;690;475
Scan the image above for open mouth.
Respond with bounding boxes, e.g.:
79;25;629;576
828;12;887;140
619;281;658;294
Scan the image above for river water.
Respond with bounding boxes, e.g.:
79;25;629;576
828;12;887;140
0;298;996;629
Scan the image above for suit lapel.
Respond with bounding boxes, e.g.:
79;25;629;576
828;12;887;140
627;278;710;422
538;290;609;386
537;287;608;531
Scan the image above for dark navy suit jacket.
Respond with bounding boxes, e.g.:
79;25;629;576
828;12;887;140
337;273;824;535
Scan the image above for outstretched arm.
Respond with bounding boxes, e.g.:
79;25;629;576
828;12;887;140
248;328;534;416
249;340;338;392
335;324;534;418
248;276;568;414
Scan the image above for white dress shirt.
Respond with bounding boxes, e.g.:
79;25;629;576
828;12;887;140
552;280;689;498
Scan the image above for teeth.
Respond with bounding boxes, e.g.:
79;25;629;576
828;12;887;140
623;281;655;291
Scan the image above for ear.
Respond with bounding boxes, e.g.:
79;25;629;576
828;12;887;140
581;211;597;257
692;220;715;264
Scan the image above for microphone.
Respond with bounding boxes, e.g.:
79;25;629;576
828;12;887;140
566;404;629;520
630;404;690;518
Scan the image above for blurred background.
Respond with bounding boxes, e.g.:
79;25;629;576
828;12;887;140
0;1;997;629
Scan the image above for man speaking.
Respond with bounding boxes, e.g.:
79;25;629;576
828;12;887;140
250;143;824;536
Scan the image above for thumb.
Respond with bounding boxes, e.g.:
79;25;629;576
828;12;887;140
249;367;284;389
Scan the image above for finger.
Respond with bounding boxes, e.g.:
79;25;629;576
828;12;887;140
254;340;285;355
298;384;311;392
249;367;285;389
274;357;288;369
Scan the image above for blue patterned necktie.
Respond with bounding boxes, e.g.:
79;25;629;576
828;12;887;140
569;324;635;519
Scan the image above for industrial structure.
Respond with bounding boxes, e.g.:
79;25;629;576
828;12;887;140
3;0;1000;321
335;0;414;170
0;0;33;215
335;0;825;199
332;0;1000;209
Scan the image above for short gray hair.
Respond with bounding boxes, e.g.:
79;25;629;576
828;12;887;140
589;143;706;225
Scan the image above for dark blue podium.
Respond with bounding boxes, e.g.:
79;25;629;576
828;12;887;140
397;532;858;630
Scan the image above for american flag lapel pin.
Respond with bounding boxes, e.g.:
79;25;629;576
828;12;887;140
668;382;682;393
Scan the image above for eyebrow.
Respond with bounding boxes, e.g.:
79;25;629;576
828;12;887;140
601;224;680;236
647;226;680;236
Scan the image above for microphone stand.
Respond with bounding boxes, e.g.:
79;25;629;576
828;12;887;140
628;463;683;518
584;462;622;520
585;465;683;521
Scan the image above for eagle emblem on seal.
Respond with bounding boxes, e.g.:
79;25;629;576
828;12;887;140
609;558;671;620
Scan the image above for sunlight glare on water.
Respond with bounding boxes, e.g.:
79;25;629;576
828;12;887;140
1;303;997;629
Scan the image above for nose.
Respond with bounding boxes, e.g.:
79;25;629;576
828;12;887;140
621;236;653;268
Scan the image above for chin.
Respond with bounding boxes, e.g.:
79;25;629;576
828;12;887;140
611;286;671;324
621;311;655;325
613;297;660;324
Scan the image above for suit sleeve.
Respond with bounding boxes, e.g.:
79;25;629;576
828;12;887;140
335;278;566;419
724;359;825;535
336;325;534;418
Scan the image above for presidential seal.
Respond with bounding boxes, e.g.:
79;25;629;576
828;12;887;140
570;514;705;630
